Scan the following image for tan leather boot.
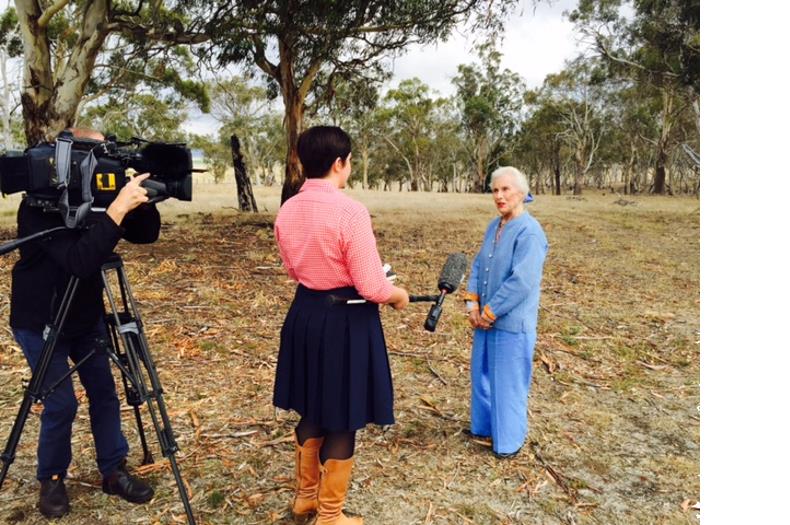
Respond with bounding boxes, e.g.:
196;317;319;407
292;435;324;522
315;458;363;524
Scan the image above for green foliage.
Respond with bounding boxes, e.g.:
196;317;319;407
81;93;189;142
190;134;232;183
452;40;525;191
0;0;699;195
196;0;519;200
209;77;286;185
0;8;21;57
375;78;453;190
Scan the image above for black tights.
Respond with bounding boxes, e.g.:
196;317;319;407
296;418;356;464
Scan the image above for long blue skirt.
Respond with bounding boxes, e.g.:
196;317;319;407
273;285;395;432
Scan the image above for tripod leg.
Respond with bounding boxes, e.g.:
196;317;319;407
105;322;154;465
133;408;154;466
120;320;195;523
101;261;196;524
0;389;38;487
0;276;81;489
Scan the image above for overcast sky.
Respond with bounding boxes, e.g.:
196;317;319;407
383;0;582;96
185;0;583;135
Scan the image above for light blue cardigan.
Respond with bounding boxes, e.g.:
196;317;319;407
465;211;548;334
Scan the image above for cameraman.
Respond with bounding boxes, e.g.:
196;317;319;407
9;128;158;518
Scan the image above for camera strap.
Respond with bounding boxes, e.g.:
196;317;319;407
54;137;95;228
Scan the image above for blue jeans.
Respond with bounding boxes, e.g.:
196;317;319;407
470;328;535;455
13;323;129;480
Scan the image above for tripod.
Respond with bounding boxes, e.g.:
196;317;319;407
0;254;196;524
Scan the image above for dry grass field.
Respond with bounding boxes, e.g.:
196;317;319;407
0;184;699;524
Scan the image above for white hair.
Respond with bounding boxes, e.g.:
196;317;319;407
489;166;529;194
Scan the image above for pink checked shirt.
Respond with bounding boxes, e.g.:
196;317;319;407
274;178;395;303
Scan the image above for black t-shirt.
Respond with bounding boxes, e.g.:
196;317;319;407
10;200;160;337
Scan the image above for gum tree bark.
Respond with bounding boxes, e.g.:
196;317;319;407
15;0;110;145
231;134;258;213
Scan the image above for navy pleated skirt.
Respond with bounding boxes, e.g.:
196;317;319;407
273;285;395;432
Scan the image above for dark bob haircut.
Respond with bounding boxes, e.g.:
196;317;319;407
297;125;352;179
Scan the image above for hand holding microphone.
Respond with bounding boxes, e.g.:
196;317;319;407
329;253;468;331
382;263;409;310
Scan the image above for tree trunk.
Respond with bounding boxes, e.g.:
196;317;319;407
553;145;562;196
630;166;640;194
653;147;667;195
475;150;486;192
16;0;110;146
231;134;258;213
1;49;11;149
361;143;369;189
573;150;584;196
623;142;636;195
280;92;304;204
652;88;675;195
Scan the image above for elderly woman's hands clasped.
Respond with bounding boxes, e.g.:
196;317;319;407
467;309;492;330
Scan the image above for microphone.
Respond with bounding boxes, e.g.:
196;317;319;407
437;252;467;294
326;252;468;332
424;252;467;332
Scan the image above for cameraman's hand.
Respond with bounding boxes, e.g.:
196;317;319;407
388;287;410;311
107;173;150;225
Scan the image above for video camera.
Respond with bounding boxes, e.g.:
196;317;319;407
0;130;193;228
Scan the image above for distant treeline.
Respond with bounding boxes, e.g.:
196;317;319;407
0;0;698;199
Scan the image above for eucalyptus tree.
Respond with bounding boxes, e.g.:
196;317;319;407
8;0;209;146
380;78;444;191
0;8;22;150
321;78;382;189
210;77;275;184
80;92;189;142
425;106;466;192
200;0;518;203
609;84;662;193
570;0;700;194
541;59;607;195
518;91;568;195
190;133;231;183
452;41;525;192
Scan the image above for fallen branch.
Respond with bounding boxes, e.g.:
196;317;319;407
530;442;578;504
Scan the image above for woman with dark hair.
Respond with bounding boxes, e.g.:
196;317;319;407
273;126;409;524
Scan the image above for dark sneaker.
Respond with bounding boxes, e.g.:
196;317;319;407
102;460;154;504
462;428;491;440
493;446;522;459
39;474;69;518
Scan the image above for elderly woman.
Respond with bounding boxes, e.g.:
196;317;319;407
463;166;548;458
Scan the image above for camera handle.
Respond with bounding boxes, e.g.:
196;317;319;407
0;255;196;525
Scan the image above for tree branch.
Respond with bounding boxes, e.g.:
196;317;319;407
253;36;280;82
107;20;211;45
38;0;70;29
594;33;679;81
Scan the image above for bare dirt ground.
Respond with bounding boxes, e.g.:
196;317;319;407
0;186;699;524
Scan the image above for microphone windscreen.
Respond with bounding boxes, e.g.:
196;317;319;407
437;252;467;293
